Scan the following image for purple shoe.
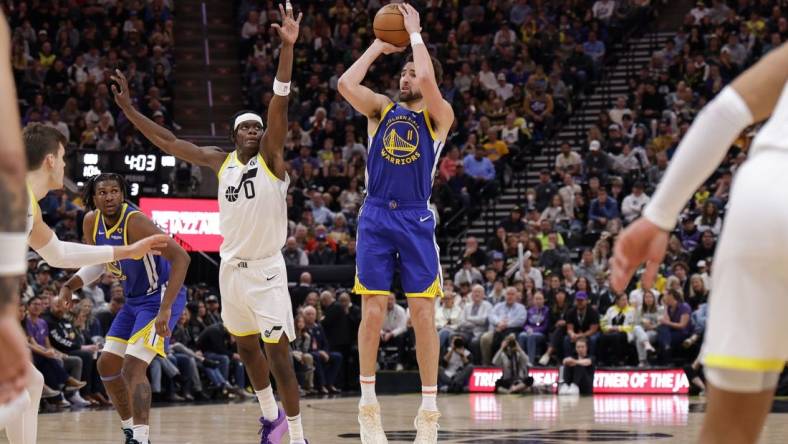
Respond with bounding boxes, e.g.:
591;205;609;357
259;407;288;444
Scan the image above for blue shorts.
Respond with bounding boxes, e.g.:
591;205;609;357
353;197;443;298
106;287;187;357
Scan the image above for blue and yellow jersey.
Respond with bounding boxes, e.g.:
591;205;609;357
93;204;171;299
366;103;445;202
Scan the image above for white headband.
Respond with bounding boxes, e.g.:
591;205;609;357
233;113;264;131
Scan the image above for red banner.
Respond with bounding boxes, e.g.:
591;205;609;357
139;198;222;252
470;367;689;394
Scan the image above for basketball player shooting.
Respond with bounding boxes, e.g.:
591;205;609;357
611;42;788;444
338;4;454;443
111;3;308;443
60;172;190;444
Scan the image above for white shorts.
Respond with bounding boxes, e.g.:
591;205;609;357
219;252;295;344
701;149;788;376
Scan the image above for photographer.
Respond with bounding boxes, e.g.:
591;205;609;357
493;333;532;394
438;335;474;393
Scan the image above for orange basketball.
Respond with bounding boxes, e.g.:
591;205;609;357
373;4;409;47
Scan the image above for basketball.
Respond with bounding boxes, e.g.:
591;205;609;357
373;4;409;47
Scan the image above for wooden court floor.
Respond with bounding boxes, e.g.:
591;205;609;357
3;394;788;443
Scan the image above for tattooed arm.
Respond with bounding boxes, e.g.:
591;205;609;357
0;10;33;405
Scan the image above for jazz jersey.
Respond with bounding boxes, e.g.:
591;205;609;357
25;184;37;237
365;103;444;202
217;151;289;261
353;103;446;298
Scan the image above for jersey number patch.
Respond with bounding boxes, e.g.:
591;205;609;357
225;167;258;202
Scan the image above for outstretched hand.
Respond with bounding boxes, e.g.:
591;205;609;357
110;69;132;110
609;218;669;293
271;2;302;46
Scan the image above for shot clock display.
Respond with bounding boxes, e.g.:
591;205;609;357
71;151;177;197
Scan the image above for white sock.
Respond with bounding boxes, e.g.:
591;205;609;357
420;385;438;412
359;375;377;406
121;417;134;429
287;414;305;443
132;424;149;443
255;385;280;420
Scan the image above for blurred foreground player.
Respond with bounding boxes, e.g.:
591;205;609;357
1;15;166;442
60;173;189;444
112;3;308;443
338;4;454;443
0;9;36;444
612;42;788;444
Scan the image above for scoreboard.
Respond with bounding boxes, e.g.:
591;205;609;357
71;151;176;197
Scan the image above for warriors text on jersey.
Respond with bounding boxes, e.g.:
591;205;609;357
217;151;289;261
92;203;171;298
365;103;444;202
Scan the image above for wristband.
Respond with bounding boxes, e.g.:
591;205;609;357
273;78;291;96
410;32;424;47
0;233;27;276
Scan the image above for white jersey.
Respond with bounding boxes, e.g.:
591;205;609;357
26;183;37;237
217;151;289;261
751;81;788;155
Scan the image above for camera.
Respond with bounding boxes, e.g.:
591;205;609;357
505;333;517;349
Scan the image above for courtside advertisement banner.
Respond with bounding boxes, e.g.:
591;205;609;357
139;198;222;252
470;367;689;394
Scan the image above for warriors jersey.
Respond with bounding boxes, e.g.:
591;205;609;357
366;103;444;201
93;203;171;299
217;151;289;261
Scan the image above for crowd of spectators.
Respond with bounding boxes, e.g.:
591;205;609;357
5;0;175;152
427;0;786;392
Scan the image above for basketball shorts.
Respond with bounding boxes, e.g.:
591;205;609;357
219;251;295;343
701;149;788;388
105;287;187;363
353;196;443;298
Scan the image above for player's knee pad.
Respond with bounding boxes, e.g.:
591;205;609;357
705;366;780;393
125;340;158;365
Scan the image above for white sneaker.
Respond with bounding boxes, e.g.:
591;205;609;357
538;353;550;366
68;391;91;407
358;403;388;444
558;383;570;395
413;409;440;444
568;384;580;396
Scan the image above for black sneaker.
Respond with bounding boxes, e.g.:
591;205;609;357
123;428;133;444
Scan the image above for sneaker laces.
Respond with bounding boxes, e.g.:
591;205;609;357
414;410;440;443
359;405;385;435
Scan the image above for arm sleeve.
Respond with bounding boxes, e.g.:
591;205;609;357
75;264;105;287
643;86;754;230
35;235;114;269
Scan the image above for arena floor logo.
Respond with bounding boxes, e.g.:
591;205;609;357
338;428;673;442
